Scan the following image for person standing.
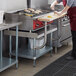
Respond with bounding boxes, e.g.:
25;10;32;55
50;0;76;60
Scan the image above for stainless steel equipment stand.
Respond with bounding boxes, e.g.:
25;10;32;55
0;23;20;72
4;22;57;67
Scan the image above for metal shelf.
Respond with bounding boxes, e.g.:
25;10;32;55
4;24;57;39
12;46;52;59
0;57;17;72
4;22;57;67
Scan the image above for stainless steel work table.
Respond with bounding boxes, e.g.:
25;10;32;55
4;22;57;67
0;22;21;72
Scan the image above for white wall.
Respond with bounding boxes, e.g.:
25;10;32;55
30;0;48;8
0;0;27;12
48;0;56;4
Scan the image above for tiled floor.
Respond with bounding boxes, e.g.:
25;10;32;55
0;43;72;76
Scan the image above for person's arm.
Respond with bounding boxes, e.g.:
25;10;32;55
50;0;59;10
55;0;75;16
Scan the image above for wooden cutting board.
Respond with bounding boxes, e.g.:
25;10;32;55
38;12;66;22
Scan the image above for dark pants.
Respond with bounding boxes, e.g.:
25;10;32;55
71;30;76;58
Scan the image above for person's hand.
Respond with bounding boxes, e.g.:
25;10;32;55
54;11;62;16
50;4;55;10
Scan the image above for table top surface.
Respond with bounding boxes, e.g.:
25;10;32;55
0;22;22;31
38;12;66;22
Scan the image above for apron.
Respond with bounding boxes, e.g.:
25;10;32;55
63;0;76;31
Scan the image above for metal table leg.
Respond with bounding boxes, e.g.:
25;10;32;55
16;25;18;69
9;25;19;68
9;34;12;64
9;35;12;58
54;19;62;54
33;38;36;67
50;32;53;56
0;31;3;67
44;22;47;44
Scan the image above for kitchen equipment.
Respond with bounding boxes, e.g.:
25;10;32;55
5;13;20;23
18;4;64;31
5;8;53;31
52;16;71;53
7;24;57;67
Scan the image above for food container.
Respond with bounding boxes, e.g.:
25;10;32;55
5;13;20;23
28;37;45;49
0;11;4;24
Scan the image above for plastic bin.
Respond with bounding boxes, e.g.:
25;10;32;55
28;37;45;49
